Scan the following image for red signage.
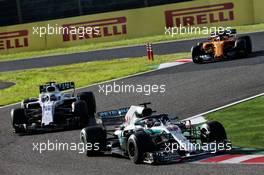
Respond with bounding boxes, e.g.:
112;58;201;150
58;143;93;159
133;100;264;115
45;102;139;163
0;30;28;50
62;17;127;42
165;3;234;27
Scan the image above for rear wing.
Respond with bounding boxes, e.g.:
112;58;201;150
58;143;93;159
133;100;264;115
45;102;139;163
97;107;130;125
39;82;75;93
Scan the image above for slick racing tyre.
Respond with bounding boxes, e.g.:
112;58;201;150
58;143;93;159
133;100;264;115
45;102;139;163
78;92;96;115
127;131;155;164
22;98;38;109
191;45;203;64
73;100;89;126
200;121;227;143
239;36;252;54
235;36;252;58
10;108;27;133
80;126;107;156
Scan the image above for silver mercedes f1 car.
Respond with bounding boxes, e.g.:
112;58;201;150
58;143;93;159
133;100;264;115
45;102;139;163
80;103;231;164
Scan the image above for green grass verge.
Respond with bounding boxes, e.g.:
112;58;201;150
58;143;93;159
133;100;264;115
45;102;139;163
207;96;264;149
0;52;190;106
1;23;264;62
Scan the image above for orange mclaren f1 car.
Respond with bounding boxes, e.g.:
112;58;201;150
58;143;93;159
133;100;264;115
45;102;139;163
191;29;252;63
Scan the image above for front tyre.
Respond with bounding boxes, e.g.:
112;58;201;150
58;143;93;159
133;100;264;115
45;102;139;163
80;126;107;156
191;45;203;64
10;108;27;133
127;131;154;164
200;121;227;143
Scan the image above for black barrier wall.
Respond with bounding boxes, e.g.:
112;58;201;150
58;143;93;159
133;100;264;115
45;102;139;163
0;0;192;26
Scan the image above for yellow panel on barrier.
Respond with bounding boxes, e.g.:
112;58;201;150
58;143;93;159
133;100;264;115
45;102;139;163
253;0;264;23
0;22;46;54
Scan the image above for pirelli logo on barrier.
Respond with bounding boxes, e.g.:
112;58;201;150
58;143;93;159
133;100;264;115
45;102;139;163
165;2;234;27
62;17;127;42
0;30;28;50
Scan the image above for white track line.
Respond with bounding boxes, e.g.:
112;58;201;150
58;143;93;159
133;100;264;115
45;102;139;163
158;59;192;69
186;92;264;121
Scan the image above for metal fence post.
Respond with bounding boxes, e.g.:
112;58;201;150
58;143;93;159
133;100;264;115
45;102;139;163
77;0;83;15
16;0;22;23
144;0;148;7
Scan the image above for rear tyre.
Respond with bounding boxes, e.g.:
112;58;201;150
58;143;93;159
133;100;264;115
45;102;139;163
80;126;107;156
200;121;227;143
127;131;154;164
239;36;252;54
191;45;203;64
235;36;252;58
10;108;27;133
22;98;38;108
73;100;89;126
78;92;96;115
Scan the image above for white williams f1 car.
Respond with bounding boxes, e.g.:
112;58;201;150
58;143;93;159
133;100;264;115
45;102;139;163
11;82;96;134
80;103;231;164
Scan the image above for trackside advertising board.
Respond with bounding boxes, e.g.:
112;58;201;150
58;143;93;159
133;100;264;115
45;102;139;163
0;0;263;54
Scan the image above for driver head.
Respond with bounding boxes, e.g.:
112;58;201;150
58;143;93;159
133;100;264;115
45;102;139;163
46;86;56;93
142;108;153;117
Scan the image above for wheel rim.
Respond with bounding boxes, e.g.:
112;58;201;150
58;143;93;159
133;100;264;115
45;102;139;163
80;132;87;144
200;128;208;142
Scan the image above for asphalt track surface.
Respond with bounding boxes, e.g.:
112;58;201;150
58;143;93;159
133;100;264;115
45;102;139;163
0;81;15;90
1;32;264;175
1;31;263;72
0;38;198;72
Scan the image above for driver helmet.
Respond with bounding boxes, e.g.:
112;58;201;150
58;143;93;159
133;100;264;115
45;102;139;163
145;118;155;128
